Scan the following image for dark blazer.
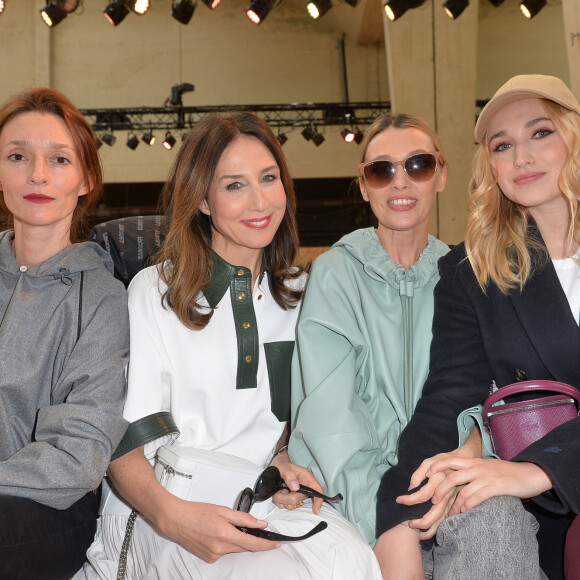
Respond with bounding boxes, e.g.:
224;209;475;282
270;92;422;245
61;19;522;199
376;241;580;574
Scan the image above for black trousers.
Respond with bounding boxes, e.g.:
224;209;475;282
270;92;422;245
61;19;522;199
0;491;98;580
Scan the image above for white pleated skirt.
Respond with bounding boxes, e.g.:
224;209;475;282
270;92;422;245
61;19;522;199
75;501;382;580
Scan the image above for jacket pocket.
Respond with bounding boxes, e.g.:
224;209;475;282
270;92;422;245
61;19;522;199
264;341;294;422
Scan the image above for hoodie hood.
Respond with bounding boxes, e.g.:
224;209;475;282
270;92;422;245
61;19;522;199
333;227;449;291
0;230;115;278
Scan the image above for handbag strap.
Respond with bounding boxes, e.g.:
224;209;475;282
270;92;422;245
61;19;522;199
483;380;580;423
117;509;138;580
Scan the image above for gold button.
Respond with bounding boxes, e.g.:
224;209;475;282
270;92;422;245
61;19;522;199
245;355;252;363
243;322;250;329
237;269;245;276
238;292;246;300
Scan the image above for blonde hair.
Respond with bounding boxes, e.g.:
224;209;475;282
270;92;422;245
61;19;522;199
465;100;580;294
360;113;447;166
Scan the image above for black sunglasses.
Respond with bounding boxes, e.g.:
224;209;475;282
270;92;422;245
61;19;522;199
359;152;440;189
236;465;342;542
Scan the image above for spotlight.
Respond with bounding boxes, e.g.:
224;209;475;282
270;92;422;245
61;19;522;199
301;126;315;141
277;133;288;146
103;0;130;25
40;1;67;27
312;132;325;147
142;130;156;146
169;82;195;106
201;0;221;9
353;128;364;145
0;1;5;15
127;0;150;14
442;0;469;19
383;0;425;21
102;131;116;146
126;133;139;150
519;0;545;18
95;136;103;150
163;131;177;150
307;0;332;19
341;128;355;143
172;0;195;23
246;0;275;24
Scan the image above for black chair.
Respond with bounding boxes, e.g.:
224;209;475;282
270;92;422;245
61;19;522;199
89;215;166;288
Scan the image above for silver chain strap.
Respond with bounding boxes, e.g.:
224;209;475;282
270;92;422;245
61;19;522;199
117;509;139;580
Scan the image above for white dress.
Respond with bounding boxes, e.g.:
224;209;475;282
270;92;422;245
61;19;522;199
77;256;382;580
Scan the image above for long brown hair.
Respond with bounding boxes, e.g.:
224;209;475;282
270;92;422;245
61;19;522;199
0;87;102;242
465;100;580;294
157;111;304;330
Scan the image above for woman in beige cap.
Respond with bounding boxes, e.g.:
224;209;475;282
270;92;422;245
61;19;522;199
375;74;580;580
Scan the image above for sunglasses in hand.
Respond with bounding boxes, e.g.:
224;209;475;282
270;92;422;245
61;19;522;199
235;465;342;542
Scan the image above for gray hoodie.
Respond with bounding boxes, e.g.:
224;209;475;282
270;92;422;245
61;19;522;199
0;230;129;510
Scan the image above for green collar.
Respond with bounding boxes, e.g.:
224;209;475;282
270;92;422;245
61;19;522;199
203;250;270;309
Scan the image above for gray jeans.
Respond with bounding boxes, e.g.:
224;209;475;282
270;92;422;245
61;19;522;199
421;496;548;580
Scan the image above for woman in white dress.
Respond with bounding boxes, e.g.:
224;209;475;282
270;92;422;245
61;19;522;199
78;112;382;579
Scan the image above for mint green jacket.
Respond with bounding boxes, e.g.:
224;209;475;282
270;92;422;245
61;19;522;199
289;227;449;545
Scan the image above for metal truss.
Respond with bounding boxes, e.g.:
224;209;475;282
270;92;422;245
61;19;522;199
80;101;393;133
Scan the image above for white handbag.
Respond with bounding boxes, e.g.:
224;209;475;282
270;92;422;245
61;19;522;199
154;444;265;510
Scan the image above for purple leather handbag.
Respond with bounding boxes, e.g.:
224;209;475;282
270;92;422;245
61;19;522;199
483;380;580;460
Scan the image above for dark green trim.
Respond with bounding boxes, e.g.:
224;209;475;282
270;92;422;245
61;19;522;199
231;271;259;389
111;411;180;462
264;341;294;421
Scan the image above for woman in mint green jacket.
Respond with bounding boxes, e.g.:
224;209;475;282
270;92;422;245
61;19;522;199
289;113;449;546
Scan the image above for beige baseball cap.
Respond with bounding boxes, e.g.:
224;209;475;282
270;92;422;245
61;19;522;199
474;74;580;143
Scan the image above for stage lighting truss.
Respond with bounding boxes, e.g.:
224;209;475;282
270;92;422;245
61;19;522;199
104;0;130;25
442;0;469;19
519;0;546;18
81;102;392;149
171;0;195;23
383;0;425;22
307;0;332;19
246;0;277;25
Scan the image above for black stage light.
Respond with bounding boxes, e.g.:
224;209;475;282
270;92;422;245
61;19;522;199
277;133;288;146
312;132;325;147
95;136;103;150
487;0;504;6
0;1;6;15
246;0;275;24
163;131;177;150
353;128;364;145
40;1;67;27
307;0;332;19
172;0;195;23
442;0;469;19
102;131;116;146
126;133;139;150
142;130;156;146
201;0;221;9
519;0;546;18
341;128;355;143
169;82;194;106
383;0;425;21
301;126;315;141
104;0;130;25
